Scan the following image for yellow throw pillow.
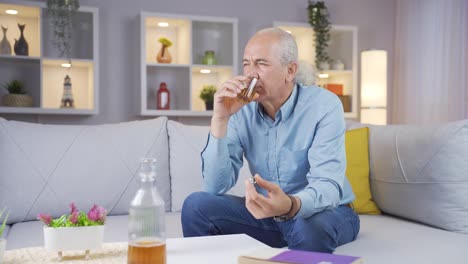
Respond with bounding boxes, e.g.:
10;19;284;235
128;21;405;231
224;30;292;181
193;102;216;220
345;127;381;214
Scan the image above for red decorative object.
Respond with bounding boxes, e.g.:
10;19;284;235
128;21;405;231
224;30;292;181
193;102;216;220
324;83;343;96
157;82;170;110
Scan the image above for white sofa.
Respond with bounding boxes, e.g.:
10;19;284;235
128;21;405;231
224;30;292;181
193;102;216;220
1;116;467;264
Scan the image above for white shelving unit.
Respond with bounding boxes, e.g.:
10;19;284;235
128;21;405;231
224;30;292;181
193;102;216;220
274;21;358;119
140;12;238;116
0;2;99;115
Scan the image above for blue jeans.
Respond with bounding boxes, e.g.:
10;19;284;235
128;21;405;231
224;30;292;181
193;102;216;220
181;192;360;253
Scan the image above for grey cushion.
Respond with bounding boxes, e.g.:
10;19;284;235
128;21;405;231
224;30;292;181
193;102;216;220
368;119;468;233
335;214;468;264
167;121;251;212
0;117;170;224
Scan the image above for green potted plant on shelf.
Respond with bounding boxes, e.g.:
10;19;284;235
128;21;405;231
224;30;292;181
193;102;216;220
46;0;80;64
308;0;331;70
157;37;173;63
199;85;217;110
2;80;33;107
0;208;9;262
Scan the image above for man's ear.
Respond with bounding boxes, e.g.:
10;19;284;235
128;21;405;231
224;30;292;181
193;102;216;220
286;61;298;82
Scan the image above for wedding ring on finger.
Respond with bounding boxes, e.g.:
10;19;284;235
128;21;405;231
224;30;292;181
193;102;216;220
248;175;257;185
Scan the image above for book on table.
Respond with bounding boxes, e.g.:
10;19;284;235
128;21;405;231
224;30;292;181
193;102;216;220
238;247;364;264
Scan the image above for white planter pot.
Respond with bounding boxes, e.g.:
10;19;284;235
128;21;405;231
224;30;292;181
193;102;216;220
43;225;104;260
0;238;6;264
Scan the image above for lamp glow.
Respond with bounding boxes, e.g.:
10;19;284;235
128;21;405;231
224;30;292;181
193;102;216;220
360;50;387;125
61;63;72;68
158;22;169;27
5;9;18;15
318;73;329;79
200;69;211;74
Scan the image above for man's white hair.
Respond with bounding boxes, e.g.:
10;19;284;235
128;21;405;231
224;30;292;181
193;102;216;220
256;27;298;66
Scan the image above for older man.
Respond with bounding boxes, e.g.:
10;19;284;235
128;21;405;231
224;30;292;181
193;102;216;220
181;28;359;253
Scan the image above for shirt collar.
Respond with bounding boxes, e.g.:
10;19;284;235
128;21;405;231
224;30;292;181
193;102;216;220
280;83;299;122
255;83;299;123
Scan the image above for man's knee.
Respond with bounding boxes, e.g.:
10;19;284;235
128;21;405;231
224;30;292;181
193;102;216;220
287;217;337;253
182;191;208;215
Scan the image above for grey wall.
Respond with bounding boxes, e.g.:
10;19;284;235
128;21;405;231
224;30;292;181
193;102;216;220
2;0;396;125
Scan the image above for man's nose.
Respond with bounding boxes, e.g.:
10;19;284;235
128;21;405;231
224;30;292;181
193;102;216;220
244;70;259;79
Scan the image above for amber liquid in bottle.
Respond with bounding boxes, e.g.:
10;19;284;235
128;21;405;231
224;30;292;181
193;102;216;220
128;240;166;264
237;77;258;104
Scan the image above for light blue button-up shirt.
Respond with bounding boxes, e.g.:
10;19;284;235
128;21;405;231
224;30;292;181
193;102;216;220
201;84;355;219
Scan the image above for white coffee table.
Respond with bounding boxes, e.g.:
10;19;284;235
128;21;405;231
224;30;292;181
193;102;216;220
3;234;269;264
167;234;269;263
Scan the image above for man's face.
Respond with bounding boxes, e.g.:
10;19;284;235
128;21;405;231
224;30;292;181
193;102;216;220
242;34;293;103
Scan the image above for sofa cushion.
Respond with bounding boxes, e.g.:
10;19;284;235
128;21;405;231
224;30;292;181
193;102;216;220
345;127;381;214
368;119;468;233
0;117;170;225
335;214;468;263
167;121;251;212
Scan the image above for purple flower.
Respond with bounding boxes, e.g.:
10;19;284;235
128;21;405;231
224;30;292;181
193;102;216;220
69;203;78;215
68;203;79;224
70;211;79;224
37;213;52;226
87;204;107;223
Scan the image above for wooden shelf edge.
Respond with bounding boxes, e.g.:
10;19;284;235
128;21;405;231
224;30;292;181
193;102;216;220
0;107;97;115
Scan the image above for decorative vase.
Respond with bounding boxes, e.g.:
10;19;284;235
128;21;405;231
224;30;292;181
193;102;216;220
205;101;213;110
318;61;329;71
202;50;217;65
156;44;172;63
43;225;105;261
0;238;6;263
0;25;12;55
331;59;344;70
14;23;28;56
157;82;170;110
2;94;33;107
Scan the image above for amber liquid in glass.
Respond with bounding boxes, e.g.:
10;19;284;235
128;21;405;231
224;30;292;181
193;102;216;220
237;77;258;104
128;240;166;264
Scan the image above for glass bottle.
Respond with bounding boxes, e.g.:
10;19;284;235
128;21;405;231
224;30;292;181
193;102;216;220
128;158;166;264
157;82;170;110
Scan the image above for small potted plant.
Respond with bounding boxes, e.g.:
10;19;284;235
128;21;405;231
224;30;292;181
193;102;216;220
38;203;107;261
2;80;33;107
0;208;9;263
156;37;173;63
199;85;217;110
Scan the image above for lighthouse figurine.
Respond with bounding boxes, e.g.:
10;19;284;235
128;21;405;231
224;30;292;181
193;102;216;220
61;75;75;108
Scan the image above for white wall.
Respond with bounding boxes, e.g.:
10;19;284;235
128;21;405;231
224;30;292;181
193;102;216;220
2;0;396;125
